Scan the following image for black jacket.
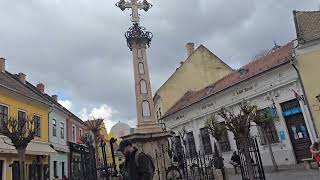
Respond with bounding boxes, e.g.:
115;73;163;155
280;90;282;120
123;148;153;180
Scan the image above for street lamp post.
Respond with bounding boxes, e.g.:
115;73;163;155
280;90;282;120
100;139;109;180
109;137;118;176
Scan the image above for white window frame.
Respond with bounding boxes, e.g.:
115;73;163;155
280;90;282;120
60;122;65;139
52;119;57;137
33;114;41;137
0;103;9;126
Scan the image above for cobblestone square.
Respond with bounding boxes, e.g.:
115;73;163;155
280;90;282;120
228;165;320;180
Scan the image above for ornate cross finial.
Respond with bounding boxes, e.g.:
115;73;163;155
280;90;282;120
115;0;152;23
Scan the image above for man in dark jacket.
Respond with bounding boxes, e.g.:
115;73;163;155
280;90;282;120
118;140;154;180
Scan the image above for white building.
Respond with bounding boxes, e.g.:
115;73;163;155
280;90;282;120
160;42;318;167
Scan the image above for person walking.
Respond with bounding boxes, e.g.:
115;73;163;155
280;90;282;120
117;140;155;180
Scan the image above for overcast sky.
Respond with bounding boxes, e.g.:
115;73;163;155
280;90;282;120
0;0;318;131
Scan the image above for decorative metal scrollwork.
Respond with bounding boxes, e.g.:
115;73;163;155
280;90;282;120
115;0;126;11
142;0;153;11
125;23;153;50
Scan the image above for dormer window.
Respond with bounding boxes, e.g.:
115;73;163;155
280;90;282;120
238;68;248;77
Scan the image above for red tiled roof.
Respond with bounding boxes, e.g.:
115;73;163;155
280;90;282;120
163;42;293;118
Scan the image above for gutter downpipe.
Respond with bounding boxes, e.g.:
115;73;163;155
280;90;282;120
48;104;54;180
291;43;319;139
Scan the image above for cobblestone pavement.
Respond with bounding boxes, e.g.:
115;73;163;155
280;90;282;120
228;164;320;180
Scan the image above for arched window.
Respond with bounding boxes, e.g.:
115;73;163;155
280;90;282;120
137;49;143;58
140;80;147;94
142;101;151;117
138;63;145;74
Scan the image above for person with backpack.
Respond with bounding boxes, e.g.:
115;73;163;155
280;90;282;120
118;140;155;180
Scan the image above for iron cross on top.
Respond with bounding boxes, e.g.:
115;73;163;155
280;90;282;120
116;0;152;23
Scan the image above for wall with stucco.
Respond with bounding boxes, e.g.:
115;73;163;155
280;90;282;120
154;45;233;117
296;43;320;136
162;64;317;168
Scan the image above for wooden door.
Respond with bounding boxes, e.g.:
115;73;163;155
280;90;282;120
285;113;312;162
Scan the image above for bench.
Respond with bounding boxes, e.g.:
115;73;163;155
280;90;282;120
301;158;315;170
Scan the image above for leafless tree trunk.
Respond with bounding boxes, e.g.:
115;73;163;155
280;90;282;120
263;130;278;171
241;138;255;180
17;148;26;180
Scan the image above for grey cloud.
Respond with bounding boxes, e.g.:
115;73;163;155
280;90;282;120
0;0;318;125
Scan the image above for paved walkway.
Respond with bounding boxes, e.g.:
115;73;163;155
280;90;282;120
228;164;320;180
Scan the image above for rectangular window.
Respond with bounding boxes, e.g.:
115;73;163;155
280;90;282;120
33;115;41;137
0;105;8;127
200;128;213;155
186;132;197;158
52;119;57;137
53;161;57;177
60;122;65;139
258;108;279;145
18;110;26;129
72;125;76;142
79;128;83;138
174;136;183;156
218;122;231;152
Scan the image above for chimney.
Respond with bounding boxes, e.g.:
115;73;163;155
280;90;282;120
18;73;26;84
0;57;5;72
186;42;195;57
37;83;45;93
52;95;58;102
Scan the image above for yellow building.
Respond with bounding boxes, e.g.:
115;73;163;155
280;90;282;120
293;11;320;136
96;122;120;173
154;43;233;118
0;58;55;180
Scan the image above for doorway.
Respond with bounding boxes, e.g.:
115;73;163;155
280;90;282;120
0;160;3;180
281;99;312;162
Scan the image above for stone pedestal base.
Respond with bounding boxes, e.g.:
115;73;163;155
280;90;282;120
122;131;172;180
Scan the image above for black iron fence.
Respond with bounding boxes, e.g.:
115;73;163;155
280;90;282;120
235;137;266;180
154;143;223;180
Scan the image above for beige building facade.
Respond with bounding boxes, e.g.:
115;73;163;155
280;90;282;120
293;10;320;136
154;43;233;119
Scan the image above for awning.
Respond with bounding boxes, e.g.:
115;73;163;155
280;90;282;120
0;136;57;155
50;143;69;153
26;142;57;155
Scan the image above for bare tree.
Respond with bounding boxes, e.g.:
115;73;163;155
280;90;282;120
86;118;104;169
81;133;97;179
0;116;36;180
206;114;228;180
217;101;257;180
253;108;278;171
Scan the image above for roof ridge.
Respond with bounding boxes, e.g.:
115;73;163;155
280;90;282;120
240;41;293;69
